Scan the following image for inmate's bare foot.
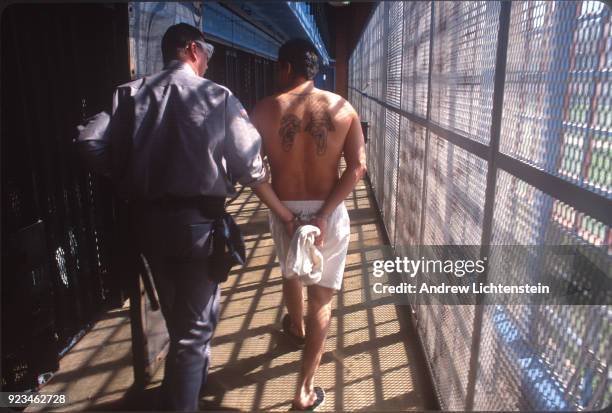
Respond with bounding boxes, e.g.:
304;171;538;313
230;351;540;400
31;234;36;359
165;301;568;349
293;385;317;410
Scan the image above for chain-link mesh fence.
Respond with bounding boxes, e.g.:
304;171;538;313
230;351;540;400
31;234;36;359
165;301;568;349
349;1;611;411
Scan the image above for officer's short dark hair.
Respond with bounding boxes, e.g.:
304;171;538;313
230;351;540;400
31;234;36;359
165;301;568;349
278;39;320;80
161;23;205;65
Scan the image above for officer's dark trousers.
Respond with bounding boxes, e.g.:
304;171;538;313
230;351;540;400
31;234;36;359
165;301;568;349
135;206;221;411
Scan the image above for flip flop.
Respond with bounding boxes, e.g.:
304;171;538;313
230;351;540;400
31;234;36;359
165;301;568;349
282;314;306;348
290;387;325;411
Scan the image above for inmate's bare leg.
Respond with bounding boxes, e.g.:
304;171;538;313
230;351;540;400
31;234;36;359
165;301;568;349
293;285;334;409
283;277;306;338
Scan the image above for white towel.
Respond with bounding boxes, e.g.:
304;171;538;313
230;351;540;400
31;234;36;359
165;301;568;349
269;200;350;290
285;225;324;285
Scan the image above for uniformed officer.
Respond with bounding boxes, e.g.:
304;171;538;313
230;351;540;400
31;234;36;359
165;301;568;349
75;23;296;411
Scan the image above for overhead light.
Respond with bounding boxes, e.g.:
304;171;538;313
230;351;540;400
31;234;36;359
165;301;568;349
329;1;350;7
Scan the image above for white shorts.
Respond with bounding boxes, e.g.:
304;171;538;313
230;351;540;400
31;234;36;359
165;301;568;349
269;200;350;291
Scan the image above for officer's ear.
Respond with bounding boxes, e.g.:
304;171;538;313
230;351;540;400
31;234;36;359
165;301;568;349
185;41;199;62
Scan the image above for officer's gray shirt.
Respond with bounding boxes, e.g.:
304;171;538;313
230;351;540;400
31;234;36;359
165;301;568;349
75;60;266;200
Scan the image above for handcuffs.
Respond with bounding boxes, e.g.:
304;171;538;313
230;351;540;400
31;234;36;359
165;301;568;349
283;212;329;226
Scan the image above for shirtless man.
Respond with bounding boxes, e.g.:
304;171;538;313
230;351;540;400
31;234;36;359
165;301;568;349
251;39;366;410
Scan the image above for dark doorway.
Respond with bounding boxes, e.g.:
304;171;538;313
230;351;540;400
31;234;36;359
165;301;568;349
1;3;130;391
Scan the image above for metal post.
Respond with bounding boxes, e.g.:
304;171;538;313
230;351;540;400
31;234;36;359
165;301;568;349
418;1;436;252
392;1;406;252
378;2;390;214
465;1;512;410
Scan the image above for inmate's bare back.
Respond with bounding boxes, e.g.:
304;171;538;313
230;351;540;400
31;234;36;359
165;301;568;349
252;88;360;201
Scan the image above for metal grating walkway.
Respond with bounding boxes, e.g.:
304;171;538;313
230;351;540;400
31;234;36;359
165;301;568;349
26;177;437;411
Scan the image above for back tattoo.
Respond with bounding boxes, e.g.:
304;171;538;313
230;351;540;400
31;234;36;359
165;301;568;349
278;102;335;155
279;114;301;152
304;111;335;155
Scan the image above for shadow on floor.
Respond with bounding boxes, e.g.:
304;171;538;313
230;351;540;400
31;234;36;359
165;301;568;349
29;179;438;412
